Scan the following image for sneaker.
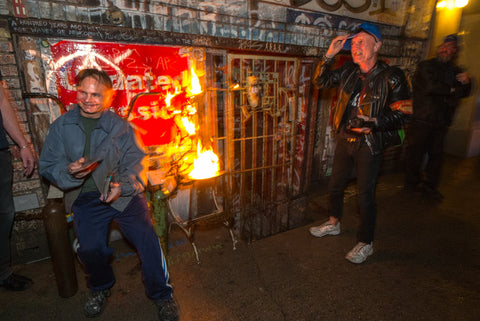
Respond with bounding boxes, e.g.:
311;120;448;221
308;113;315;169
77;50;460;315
0;273;32;291
155;297;179;321
345;242;373;264
84;289;111;318
309;221;340;238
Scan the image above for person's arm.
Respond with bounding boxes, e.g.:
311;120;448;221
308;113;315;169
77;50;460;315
39;118;85;190
376;66;413;131
453;67;472;99
312;35;349;89
0;83;35;176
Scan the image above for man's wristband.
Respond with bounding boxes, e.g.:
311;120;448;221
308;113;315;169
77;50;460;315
20;144;30;149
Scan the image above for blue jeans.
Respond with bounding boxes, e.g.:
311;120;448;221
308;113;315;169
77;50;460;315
72;191;172;301
0;149;14;281
328;138;382;244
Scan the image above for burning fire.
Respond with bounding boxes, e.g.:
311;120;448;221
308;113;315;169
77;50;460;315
130;65;221;182
181;116;196;135
188;67;202;96
188;141;220;180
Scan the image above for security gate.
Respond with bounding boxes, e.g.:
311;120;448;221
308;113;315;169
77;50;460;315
221;54;314;241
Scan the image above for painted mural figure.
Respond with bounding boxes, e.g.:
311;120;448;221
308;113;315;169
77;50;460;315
39;69;179;320
309;23;412;263
404;34;472;200
0;70;36;291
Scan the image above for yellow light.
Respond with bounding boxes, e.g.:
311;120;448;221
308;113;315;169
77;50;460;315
455;0;468;8
437;0;469;9
437;0;447;8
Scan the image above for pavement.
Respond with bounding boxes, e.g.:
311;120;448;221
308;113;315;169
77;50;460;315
1;154;480;321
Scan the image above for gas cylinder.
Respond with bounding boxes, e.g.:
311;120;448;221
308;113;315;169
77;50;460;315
42;198;78;298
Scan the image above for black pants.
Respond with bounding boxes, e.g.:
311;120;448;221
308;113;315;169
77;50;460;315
0;149;14;281
404;124;446;190
328;138;382;244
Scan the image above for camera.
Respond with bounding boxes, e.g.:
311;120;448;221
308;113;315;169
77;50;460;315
347;117;375;129
348;117;365;129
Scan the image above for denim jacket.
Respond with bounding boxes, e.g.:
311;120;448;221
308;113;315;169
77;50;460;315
313;58;412;154
39;105;147;213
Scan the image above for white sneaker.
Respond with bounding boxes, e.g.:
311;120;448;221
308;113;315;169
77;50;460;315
309;221;340;238
345;242;373;264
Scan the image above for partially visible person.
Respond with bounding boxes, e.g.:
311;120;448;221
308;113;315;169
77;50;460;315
0;70;36;291
39;69;179;320
404;34;472;200
309;23;412;264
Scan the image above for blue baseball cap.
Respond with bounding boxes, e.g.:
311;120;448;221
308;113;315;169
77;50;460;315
343;22;382;50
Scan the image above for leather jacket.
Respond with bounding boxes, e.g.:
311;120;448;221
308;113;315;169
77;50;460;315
39;106;147;213
313;58;412;155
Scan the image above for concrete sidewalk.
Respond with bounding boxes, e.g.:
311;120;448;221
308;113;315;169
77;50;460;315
1;155;479;321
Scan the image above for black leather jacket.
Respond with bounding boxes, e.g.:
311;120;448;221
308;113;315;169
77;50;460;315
313;58;412;154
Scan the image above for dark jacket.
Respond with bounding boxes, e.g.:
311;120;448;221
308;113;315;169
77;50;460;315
313;58;412;154
39;106;147;213
411;57;471;128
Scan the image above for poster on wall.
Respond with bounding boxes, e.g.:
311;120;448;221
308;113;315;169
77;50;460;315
49;41;204;148
50;41;191;116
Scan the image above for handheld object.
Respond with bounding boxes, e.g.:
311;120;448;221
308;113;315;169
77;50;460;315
101;173;114;202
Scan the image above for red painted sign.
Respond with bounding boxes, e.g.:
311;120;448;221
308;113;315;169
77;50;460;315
50;40;194;146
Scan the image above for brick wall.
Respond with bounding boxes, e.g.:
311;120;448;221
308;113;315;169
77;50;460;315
0;18;49;263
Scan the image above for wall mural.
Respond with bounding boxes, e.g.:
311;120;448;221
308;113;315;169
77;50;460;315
267;0;409;26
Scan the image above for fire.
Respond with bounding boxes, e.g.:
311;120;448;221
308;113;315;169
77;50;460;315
165;92;175;107
188;141;220;180
131;63;221;182
188;67;202;96
181;116;196;135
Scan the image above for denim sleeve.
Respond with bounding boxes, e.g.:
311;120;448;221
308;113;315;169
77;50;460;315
39;119;85;190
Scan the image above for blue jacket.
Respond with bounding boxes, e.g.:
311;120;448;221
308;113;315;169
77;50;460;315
39;105;147;213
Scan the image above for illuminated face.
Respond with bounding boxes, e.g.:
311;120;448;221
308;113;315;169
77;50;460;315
77;76;113;118
350;32;381;66
437;41;457;63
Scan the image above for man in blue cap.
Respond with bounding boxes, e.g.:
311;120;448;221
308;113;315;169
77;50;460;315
309;22;412;263
404;34;471;200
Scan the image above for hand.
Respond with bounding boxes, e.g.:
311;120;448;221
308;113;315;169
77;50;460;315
349;115;376;134
100;182;121;203
456;72;470;85
68;157;99;178
19;146;36;177
325;35;348;58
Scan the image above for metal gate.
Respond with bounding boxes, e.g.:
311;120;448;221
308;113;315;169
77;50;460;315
222;54;305;241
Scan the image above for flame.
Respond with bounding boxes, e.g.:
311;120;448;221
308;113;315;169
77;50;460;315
188;141;220;180
165;92;175;107
181;116;196;135
188;67;202;96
